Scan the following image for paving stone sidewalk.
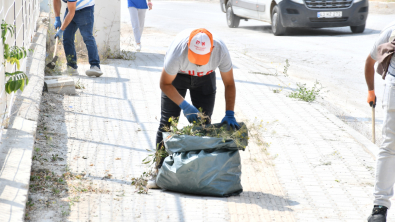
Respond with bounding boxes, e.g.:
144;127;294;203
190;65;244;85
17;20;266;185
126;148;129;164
30;26;395;221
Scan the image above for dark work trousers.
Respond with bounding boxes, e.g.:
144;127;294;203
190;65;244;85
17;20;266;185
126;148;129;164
155;72;217;168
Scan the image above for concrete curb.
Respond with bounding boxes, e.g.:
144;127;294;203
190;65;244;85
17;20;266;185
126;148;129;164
369;1;395;14
0;13;47;221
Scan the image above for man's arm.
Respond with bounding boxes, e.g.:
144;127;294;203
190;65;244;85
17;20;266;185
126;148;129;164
365;55;376;91
220;68;236;111
159;68;184;105
60;2;77;31
365;54;377;107
53;0;62;17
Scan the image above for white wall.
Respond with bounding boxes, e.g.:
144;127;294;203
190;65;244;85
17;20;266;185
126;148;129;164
0;0;40;136
40;0;50;13
94;0;121;57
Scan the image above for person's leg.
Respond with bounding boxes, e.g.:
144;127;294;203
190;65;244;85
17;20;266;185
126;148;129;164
63;9;78;69
155;74;190;168
74;6;100;68
137;9;147;42
368;77;395;221
155;89;187;148
374;77;395;209
148;84;186;189
128;7;142;44
189;72;217;123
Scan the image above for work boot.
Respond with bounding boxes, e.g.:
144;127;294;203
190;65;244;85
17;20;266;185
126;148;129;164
85;66;103;77
146;174;159;189
64;66;79;76
136;44;141;52
368;205;388;222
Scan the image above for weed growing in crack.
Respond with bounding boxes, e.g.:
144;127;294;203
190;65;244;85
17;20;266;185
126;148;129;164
288;80;322;102
62;210;70;217
68;196;80;206
52;154;59;161
283;59;290;77
75;78;85;89
65;164;71;173
119;49;136;60
272;83;288;94
52;187;60;195
26;200;35;208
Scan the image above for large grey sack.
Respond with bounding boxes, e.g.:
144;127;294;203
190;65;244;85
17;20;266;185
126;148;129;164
156;123;247;197
156;149;243;197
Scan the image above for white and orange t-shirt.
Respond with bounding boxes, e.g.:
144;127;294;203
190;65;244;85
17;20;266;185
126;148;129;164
164;29;233;77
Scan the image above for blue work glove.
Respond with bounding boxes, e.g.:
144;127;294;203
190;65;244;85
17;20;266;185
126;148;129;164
54;17;62;29
221;110;240;130
179;100;199;123
54;29;64;39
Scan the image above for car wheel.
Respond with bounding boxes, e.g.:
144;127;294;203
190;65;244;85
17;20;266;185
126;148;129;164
227;3;240;28
271;5;286;36
350;24;365;33
220;1;227;13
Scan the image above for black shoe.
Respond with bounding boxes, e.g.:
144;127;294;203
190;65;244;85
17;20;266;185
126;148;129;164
368;205;388;222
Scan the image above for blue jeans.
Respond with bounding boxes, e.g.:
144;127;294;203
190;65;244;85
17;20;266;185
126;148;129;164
63;6;100;69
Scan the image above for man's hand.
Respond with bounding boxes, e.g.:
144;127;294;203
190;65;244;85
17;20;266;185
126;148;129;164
179;100;199;123
148;2;153;10
368;90;377;108
221;110;240;130
54;17;62;29
54;29;64;39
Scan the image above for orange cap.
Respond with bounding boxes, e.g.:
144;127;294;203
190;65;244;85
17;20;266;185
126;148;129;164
188;28;214;66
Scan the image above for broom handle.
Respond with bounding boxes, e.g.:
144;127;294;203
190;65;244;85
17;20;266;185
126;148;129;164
53;28;59;58
372;106;375;143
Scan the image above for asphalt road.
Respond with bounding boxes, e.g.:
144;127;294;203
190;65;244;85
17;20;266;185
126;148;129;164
121;1;395;143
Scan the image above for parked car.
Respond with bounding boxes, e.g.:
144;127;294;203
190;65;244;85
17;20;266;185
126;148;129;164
220;0;369;35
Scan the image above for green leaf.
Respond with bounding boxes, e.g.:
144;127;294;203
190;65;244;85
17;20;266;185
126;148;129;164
7;57;20;69
14;80;21;92
15;59;20;70
20;79;25;92
5;82;11;94
10;79;16;92
7;81;12;94
4;44;10;59
11;71;23;76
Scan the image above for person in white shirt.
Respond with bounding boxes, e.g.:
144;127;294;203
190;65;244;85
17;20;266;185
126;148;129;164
365;21;395;222
148;28;240;189
53;0;103;77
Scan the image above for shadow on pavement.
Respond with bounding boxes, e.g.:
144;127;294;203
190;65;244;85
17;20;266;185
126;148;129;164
158;190;299;213
240;25;380;36
240;191;299;208
218;77;294;91
77;75;130;84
